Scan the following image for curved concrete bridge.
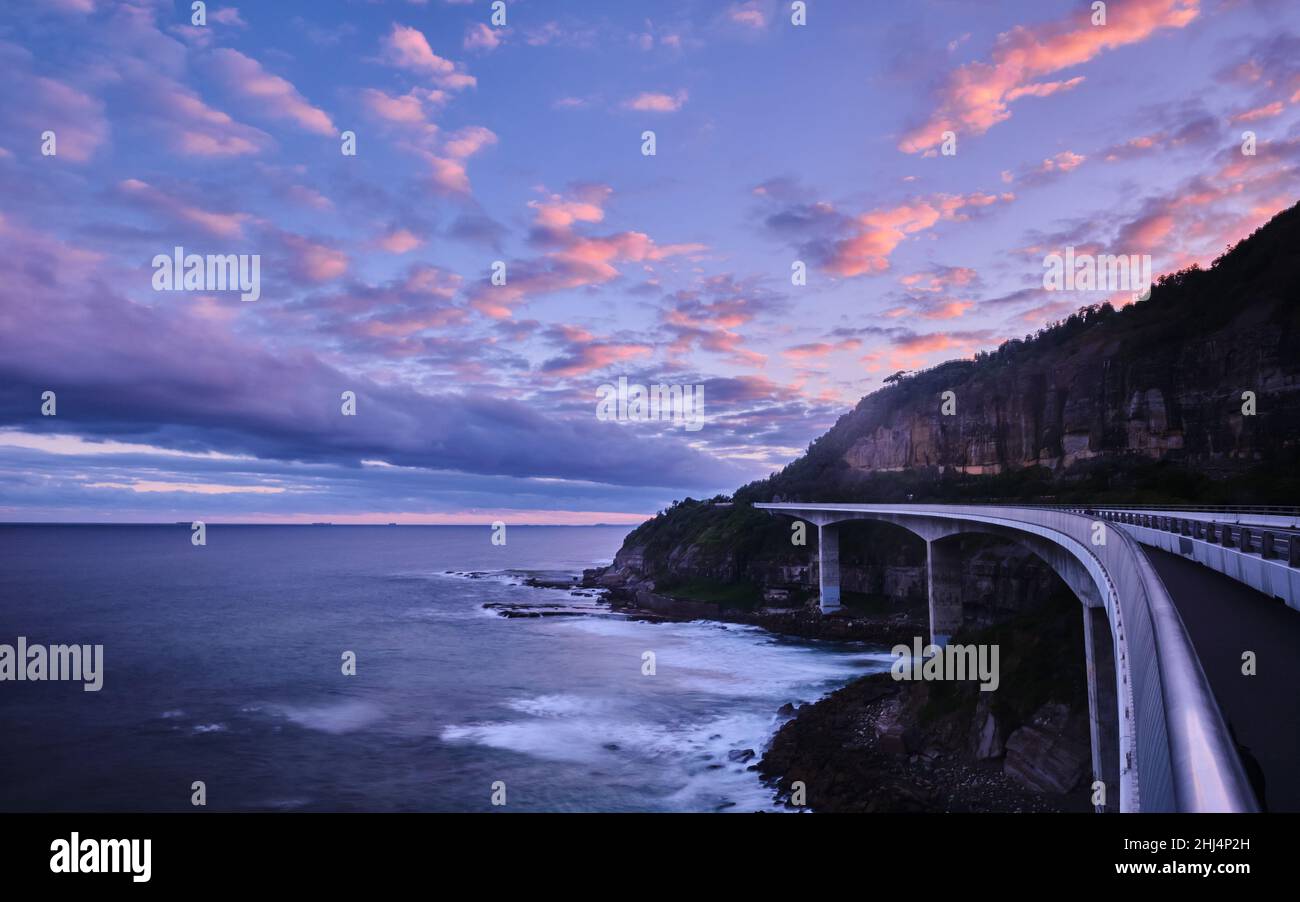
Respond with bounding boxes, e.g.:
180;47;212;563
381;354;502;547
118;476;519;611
755;502;1260;814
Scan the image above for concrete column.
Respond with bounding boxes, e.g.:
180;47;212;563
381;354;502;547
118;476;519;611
926;538;963;647
817;523;841;614
1083;606;1120;812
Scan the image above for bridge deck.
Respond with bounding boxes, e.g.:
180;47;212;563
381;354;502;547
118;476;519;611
1143;547;1300;812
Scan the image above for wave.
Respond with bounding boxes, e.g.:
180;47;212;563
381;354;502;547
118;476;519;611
268;699;384;735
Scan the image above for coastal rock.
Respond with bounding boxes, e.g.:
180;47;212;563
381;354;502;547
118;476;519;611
1003;703;1090;794
874;699;909;756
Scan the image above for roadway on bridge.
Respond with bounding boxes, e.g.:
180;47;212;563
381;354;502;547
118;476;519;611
1143;546;1300;812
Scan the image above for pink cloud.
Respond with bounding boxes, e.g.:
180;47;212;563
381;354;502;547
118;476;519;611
922;300;974;320
878;331;990;370
420;126;497;193
280;233;348;282
660;276;772;368
783;339;862;362
900;265;979;292
381;24;476;90
442;124;497;159
1005;76;1085;101
624;90;688;112
1040;150;1086;172
426;157;471;193
22;77;109;163
899;0;1199;153
376;229;423;253
47;0;95;12
529;185;611;232
468;187;706;317
210;8;247;27
727;3;768;29
118;179;253;239
139;77;268;157
826;192;1013;276
541;341;653;378
208;49;336;135
464;23;502;51
362;87;433;125
1230;101;1284;123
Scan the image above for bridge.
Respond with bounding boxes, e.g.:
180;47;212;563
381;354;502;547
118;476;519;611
754;502;1287;814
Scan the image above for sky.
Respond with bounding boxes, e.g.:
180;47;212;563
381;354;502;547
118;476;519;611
0;0;1298;524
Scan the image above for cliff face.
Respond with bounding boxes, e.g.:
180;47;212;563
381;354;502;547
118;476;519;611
839;300;1294;477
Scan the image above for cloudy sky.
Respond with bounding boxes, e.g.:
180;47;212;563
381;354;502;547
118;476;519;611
1;0;1297;523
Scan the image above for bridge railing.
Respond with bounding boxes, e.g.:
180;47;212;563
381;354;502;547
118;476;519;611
1072;508;1300;568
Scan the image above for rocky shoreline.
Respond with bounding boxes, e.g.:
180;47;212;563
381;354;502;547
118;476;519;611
758;674;1092;812
580;567;927;645
565;564;1095;814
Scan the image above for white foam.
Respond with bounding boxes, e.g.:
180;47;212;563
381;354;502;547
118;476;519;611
271;699;383;735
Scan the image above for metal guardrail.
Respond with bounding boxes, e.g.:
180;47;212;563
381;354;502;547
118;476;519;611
755;502;1260;813
1073;508;1300;567
1039;504;1300;515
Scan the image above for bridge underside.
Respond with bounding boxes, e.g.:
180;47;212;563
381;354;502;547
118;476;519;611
803;513;1122;810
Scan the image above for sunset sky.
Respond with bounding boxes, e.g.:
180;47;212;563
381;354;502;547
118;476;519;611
1;0;1298;523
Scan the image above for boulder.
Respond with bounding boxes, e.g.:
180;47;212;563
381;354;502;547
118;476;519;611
1003;703;1089;793
874;699;909;755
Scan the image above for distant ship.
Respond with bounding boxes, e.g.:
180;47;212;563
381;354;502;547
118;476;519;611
310;522;333;526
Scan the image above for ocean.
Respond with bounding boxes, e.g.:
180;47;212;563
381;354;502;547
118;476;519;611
0;524;890;812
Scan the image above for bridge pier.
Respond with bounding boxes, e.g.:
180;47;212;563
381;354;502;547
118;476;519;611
927;538;963;647
817;523;841;613
1083;605;1120;811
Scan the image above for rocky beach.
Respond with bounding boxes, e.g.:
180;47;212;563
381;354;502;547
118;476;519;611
556;542;1097;813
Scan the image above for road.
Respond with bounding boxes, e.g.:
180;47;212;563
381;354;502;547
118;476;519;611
1143;546;1300;812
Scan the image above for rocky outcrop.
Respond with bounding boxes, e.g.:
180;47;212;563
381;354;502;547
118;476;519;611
758;672;1092;813
755;589;1095;812
1003;703;1091;794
